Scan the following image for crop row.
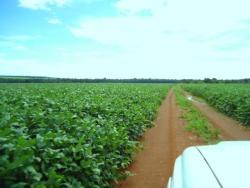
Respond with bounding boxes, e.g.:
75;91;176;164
0;83;169;188
182;84;250;126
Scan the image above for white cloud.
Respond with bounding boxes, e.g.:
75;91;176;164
13;45;28;51
0;35;35;42
1;45;250;79
0;35;35;51
157;0;250;37
48;18;62;24
115;0;168;14
0;41;28;51
5;0;249;79
18;0;70;10
0;35;40;51
71;0;250;47
0;58;51;77
70;16;160;47
68;0;250;79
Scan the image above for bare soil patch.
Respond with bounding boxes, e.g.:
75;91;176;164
118;90;203;188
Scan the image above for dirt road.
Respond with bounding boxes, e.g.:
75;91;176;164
190;97;250;140
118;90;203;188
118;90;250;188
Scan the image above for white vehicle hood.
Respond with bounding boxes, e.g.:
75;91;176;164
169;141;250;188
197;141;250;188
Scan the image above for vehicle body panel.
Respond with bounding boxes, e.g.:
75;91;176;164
167;141;250;188
198;141;250;188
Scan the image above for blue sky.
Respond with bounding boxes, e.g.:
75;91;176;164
0;0;250;79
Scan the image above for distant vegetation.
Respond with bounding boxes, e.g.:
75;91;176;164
0;75;249;83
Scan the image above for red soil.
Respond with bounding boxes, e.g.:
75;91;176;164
190;96;250;140
117;90;250;188
117;90;203;188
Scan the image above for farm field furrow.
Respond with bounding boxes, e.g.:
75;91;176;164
0;83;170;188
182;84;250;126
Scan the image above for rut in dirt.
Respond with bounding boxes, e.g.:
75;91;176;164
118;90;203;188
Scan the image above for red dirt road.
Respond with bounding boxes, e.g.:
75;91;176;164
118;90;203;188
118;90;250;188
190;97;250;140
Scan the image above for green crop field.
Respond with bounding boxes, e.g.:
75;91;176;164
183;84;250;126
0;83;170;188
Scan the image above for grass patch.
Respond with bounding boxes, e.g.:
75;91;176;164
174;86;219;143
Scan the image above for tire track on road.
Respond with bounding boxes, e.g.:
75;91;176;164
190;97;250;140
118;89;203;188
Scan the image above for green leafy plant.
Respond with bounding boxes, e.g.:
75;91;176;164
0;83;170;187
182;84;250;126
174;86;219;143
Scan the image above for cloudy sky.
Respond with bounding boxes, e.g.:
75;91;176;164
0;0;250;79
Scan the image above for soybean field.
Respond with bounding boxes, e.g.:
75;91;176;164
1;83;250;188
0;83;170;188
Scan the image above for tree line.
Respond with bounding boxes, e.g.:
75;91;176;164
0;76;249;83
